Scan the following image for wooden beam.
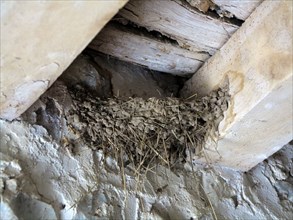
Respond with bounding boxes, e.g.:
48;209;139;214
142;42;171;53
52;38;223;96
212;0;263;20
89;24;208;75
0;0;128;121
119;0;238;55
181;0;293;171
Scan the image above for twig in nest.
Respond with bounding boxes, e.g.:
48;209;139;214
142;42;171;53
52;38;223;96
200;184;218;220
65;86;230;183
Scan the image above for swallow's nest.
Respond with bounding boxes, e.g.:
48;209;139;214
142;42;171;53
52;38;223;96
64;86;230;172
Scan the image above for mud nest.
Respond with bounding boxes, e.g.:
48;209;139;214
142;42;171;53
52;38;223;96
64;86;230;171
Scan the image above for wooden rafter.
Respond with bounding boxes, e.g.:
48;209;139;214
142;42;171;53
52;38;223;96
181;0;293;171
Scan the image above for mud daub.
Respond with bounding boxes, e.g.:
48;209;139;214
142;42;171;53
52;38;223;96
65;86;230;171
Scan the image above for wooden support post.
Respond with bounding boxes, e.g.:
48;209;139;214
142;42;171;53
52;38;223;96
0;1;128;120
181;0;293;171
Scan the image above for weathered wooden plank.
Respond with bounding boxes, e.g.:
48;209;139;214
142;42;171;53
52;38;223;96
181;0;293;171
89;24;209;75
119;0;238;55
212;0;263;20
0;0;128;120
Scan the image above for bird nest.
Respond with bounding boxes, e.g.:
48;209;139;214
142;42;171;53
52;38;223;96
64;86;230;173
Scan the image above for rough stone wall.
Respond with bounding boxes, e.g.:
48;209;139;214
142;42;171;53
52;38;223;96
1;118;292;219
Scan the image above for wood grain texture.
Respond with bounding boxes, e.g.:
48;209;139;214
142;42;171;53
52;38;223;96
89;24;209;75
0;0;128;120
119;0;238;55
181;0;293;171
213;0;263;20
